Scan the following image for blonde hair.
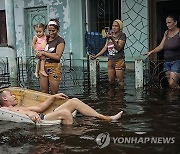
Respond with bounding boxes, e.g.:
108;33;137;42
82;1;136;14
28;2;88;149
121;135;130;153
114;19;123;31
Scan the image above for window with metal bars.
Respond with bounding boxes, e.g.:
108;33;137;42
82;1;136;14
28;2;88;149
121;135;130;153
85;0;121;55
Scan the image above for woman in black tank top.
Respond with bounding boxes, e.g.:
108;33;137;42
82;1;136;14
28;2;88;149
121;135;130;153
144;14;180;89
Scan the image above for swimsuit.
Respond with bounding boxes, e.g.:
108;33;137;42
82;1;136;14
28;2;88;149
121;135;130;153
38;113;45;120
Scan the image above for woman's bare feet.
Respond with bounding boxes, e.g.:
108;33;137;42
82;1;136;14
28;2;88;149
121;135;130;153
110;111;123;121
40;71;48;77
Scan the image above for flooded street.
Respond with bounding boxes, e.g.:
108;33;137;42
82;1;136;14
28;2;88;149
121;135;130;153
0;71;180;153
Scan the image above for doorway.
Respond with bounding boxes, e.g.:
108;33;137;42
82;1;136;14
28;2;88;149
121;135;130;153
24;7;48;57
149;0;180;51
156;0;180;45
149;0;180;87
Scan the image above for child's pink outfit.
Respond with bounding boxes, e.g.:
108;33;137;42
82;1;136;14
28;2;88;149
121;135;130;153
35;35;47;51
34;35;48;78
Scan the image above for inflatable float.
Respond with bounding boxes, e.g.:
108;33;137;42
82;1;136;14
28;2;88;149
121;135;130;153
0;87;76;125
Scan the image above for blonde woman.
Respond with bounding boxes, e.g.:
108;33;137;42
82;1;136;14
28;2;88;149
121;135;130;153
90;19;126;87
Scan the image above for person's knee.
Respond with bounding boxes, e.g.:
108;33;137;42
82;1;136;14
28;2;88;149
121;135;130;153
41;89;48;93
118;81;124;87
60;109;73;125
169;82;176;88
168;78;176;88
109;78;115;84
69;98;80;104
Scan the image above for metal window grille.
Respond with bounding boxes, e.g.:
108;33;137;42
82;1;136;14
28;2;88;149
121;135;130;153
85;0;121;55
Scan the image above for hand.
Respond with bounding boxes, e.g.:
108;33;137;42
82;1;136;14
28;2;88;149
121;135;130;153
27;111;41;123
34;50;40;58
106;32;113;39
90;55;97;60
143;52;151;56
53;93;69;100
36;51;44;57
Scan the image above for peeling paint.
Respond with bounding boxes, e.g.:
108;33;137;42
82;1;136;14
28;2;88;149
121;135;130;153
26;0;35;7
14;1;25;44
62;4;70;29
16;40;25;57
3;0;71;59
49;6;59;19
38;0;63;6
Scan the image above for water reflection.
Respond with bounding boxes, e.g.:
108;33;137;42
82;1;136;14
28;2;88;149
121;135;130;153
0;71;179;153
32;143;64;154
108;84;125;103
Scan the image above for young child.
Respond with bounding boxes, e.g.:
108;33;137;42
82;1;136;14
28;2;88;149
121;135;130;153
32;23;48;78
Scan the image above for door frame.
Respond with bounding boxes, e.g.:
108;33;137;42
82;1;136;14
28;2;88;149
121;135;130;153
148;0;180;60
24;6;48;57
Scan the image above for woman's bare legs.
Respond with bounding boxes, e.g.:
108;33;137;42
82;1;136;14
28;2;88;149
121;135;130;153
39;75;49;93
116;69;125;88
49;79;60;94
166;71;180;89
108;68;116;84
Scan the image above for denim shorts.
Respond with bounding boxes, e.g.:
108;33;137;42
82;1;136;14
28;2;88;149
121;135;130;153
164;60;180;73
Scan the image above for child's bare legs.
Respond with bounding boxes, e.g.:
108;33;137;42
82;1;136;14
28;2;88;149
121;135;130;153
40;55;48;77
35;59;40;78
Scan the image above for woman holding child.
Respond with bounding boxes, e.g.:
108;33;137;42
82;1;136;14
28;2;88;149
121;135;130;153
36;19;65;94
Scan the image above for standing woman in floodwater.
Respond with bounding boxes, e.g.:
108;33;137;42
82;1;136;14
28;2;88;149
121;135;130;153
144;14;180;89
90;19;126;88
36;19;65;94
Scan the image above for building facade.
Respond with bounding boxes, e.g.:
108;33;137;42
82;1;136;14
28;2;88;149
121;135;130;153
0;0;179;69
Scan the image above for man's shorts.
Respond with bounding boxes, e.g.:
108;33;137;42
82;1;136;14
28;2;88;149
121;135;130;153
107;59;126;70
44;62;62;81
164;60;180;73
38;113;45;120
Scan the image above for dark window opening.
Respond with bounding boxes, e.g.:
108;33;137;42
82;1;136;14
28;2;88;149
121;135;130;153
0;10;7;46
87;0;121;32
85;0;121;56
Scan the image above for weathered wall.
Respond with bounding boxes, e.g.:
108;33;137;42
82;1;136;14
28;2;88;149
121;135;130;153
0;0;149;69
14;0;71;58
0;1;5;10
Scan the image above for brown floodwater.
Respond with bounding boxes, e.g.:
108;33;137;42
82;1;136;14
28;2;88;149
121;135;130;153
0;70;179;154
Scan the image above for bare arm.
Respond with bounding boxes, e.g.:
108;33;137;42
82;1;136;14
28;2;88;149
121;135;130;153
27;93;68;113
90;45;108;59
2;106;41;122
144;35;166;56
39;43;65;60
107;33;125;51
111;38;125;51
32;35;38;52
